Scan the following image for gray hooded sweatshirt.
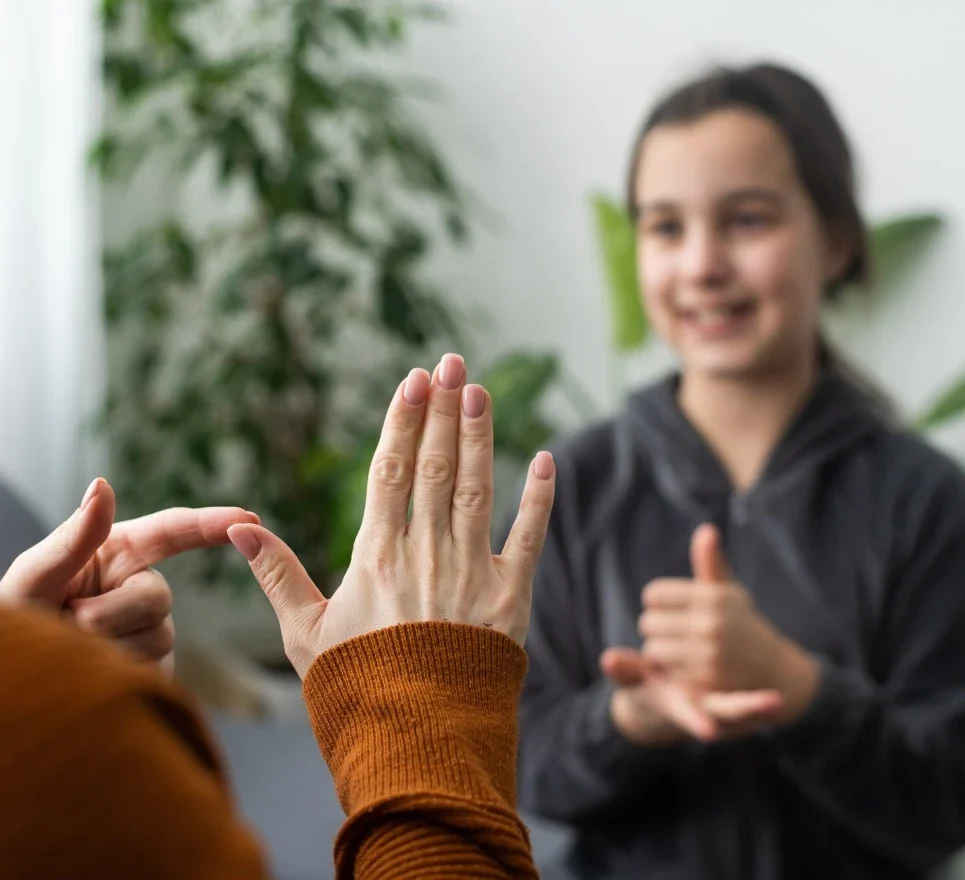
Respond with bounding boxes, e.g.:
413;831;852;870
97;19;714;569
509;370;965;880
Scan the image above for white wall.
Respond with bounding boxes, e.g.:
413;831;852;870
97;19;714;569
400;0;965;453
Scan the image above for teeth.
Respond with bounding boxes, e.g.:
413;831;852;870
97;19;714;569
692;308;737;326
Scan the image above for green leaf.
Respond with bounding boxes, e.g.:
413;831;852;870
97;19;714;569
101;0;128;28
386;12;405;41
334;7;373;44
214;115;260;183
293;65;339;112
480;352;560;459
445;210;469;243
320;435;379;574
272;240;325;288
870;212;945;289
386;223;428;266
376;271;456;346
103;54;150;101
377;271;425;345
916;372;965;430
386;125;455;196
88;135;118;175
590;194;647;351
163;223;198;282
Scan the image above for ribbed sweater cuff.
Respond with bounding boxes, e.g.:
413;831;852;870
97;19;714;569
303;622;527;814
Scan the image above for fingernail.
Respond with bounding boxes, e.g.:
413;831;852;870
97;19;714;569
80;478;101;511
437;353;464;390
403;368;430;405
534;451;554;480
245;510;261;524
229;526;262;562
462;384;486;418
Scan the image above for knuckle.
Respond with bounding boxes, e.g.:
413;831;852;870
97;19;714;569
524;483;555;513
371;452;412;490
253;561;289;604
141;573;174;616
49;522;76;559
491;590;526;630
359;544;398;587
460;427;491;450
430;394;462;421
417;453;455;485
513;526;543;557
156;618;176;656
452;482;491;515
76;602;105;631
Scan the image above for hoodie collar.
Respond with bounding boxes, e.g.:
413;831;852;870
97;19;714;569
625;370;884;514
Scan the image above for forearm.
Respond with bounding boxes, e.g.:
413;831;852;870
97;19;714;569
304;622;538;880
773;658;965;868
519;677;684;822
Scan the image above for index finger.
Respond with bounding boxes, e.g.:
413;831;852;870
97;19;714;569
641;579;697;610
102;507;260;582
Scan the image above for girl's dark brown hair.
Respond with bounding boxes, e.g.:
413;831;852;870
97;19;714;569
627;61;896;419
626;62;869;299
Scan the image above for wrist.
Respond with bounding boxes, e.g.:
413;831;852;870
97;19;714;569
610;688;684;746
770;636;820;726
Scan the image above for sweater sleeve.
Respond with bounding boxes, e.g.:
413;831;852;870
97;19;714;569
303;622;539;880
771;464;965;872
0;608;269;880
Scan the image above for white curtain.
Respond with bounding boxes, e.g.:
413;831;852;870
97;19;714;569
0;0;104;526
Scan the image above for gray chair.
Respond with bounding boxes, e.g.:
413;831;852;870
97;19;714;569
0;479;47;575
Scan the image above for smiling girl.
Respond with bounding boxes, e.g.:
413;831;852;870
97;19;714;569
512;63;965;880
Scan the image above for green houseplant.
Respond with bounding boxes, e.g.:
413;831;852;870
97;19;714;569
95;0;561;599
590;194;950;418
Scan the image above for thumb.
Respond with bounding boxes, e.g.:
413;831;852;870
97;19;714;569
690;522;730;583
600;647;651;688
227;524;326;626
0;478;115;605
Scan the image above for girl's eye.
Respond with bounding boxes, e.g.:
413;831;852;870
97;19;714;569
729;212;772;230
646;219;681;239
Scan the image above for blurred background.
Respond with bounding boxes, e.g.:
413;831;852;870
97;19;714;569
2;1;965;878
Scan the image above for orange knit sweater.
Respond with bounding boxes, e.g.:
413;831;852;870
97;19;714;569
0;606;539;879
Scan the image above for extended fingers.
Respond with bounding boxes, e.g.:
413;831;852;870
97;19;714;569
450;384;494;556
360;367;430;536
410;353;465;535
701;689;784;722
497;451;556;595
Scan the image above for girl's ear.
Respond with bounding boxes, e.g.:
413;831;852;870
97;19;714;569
822;220;857;288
